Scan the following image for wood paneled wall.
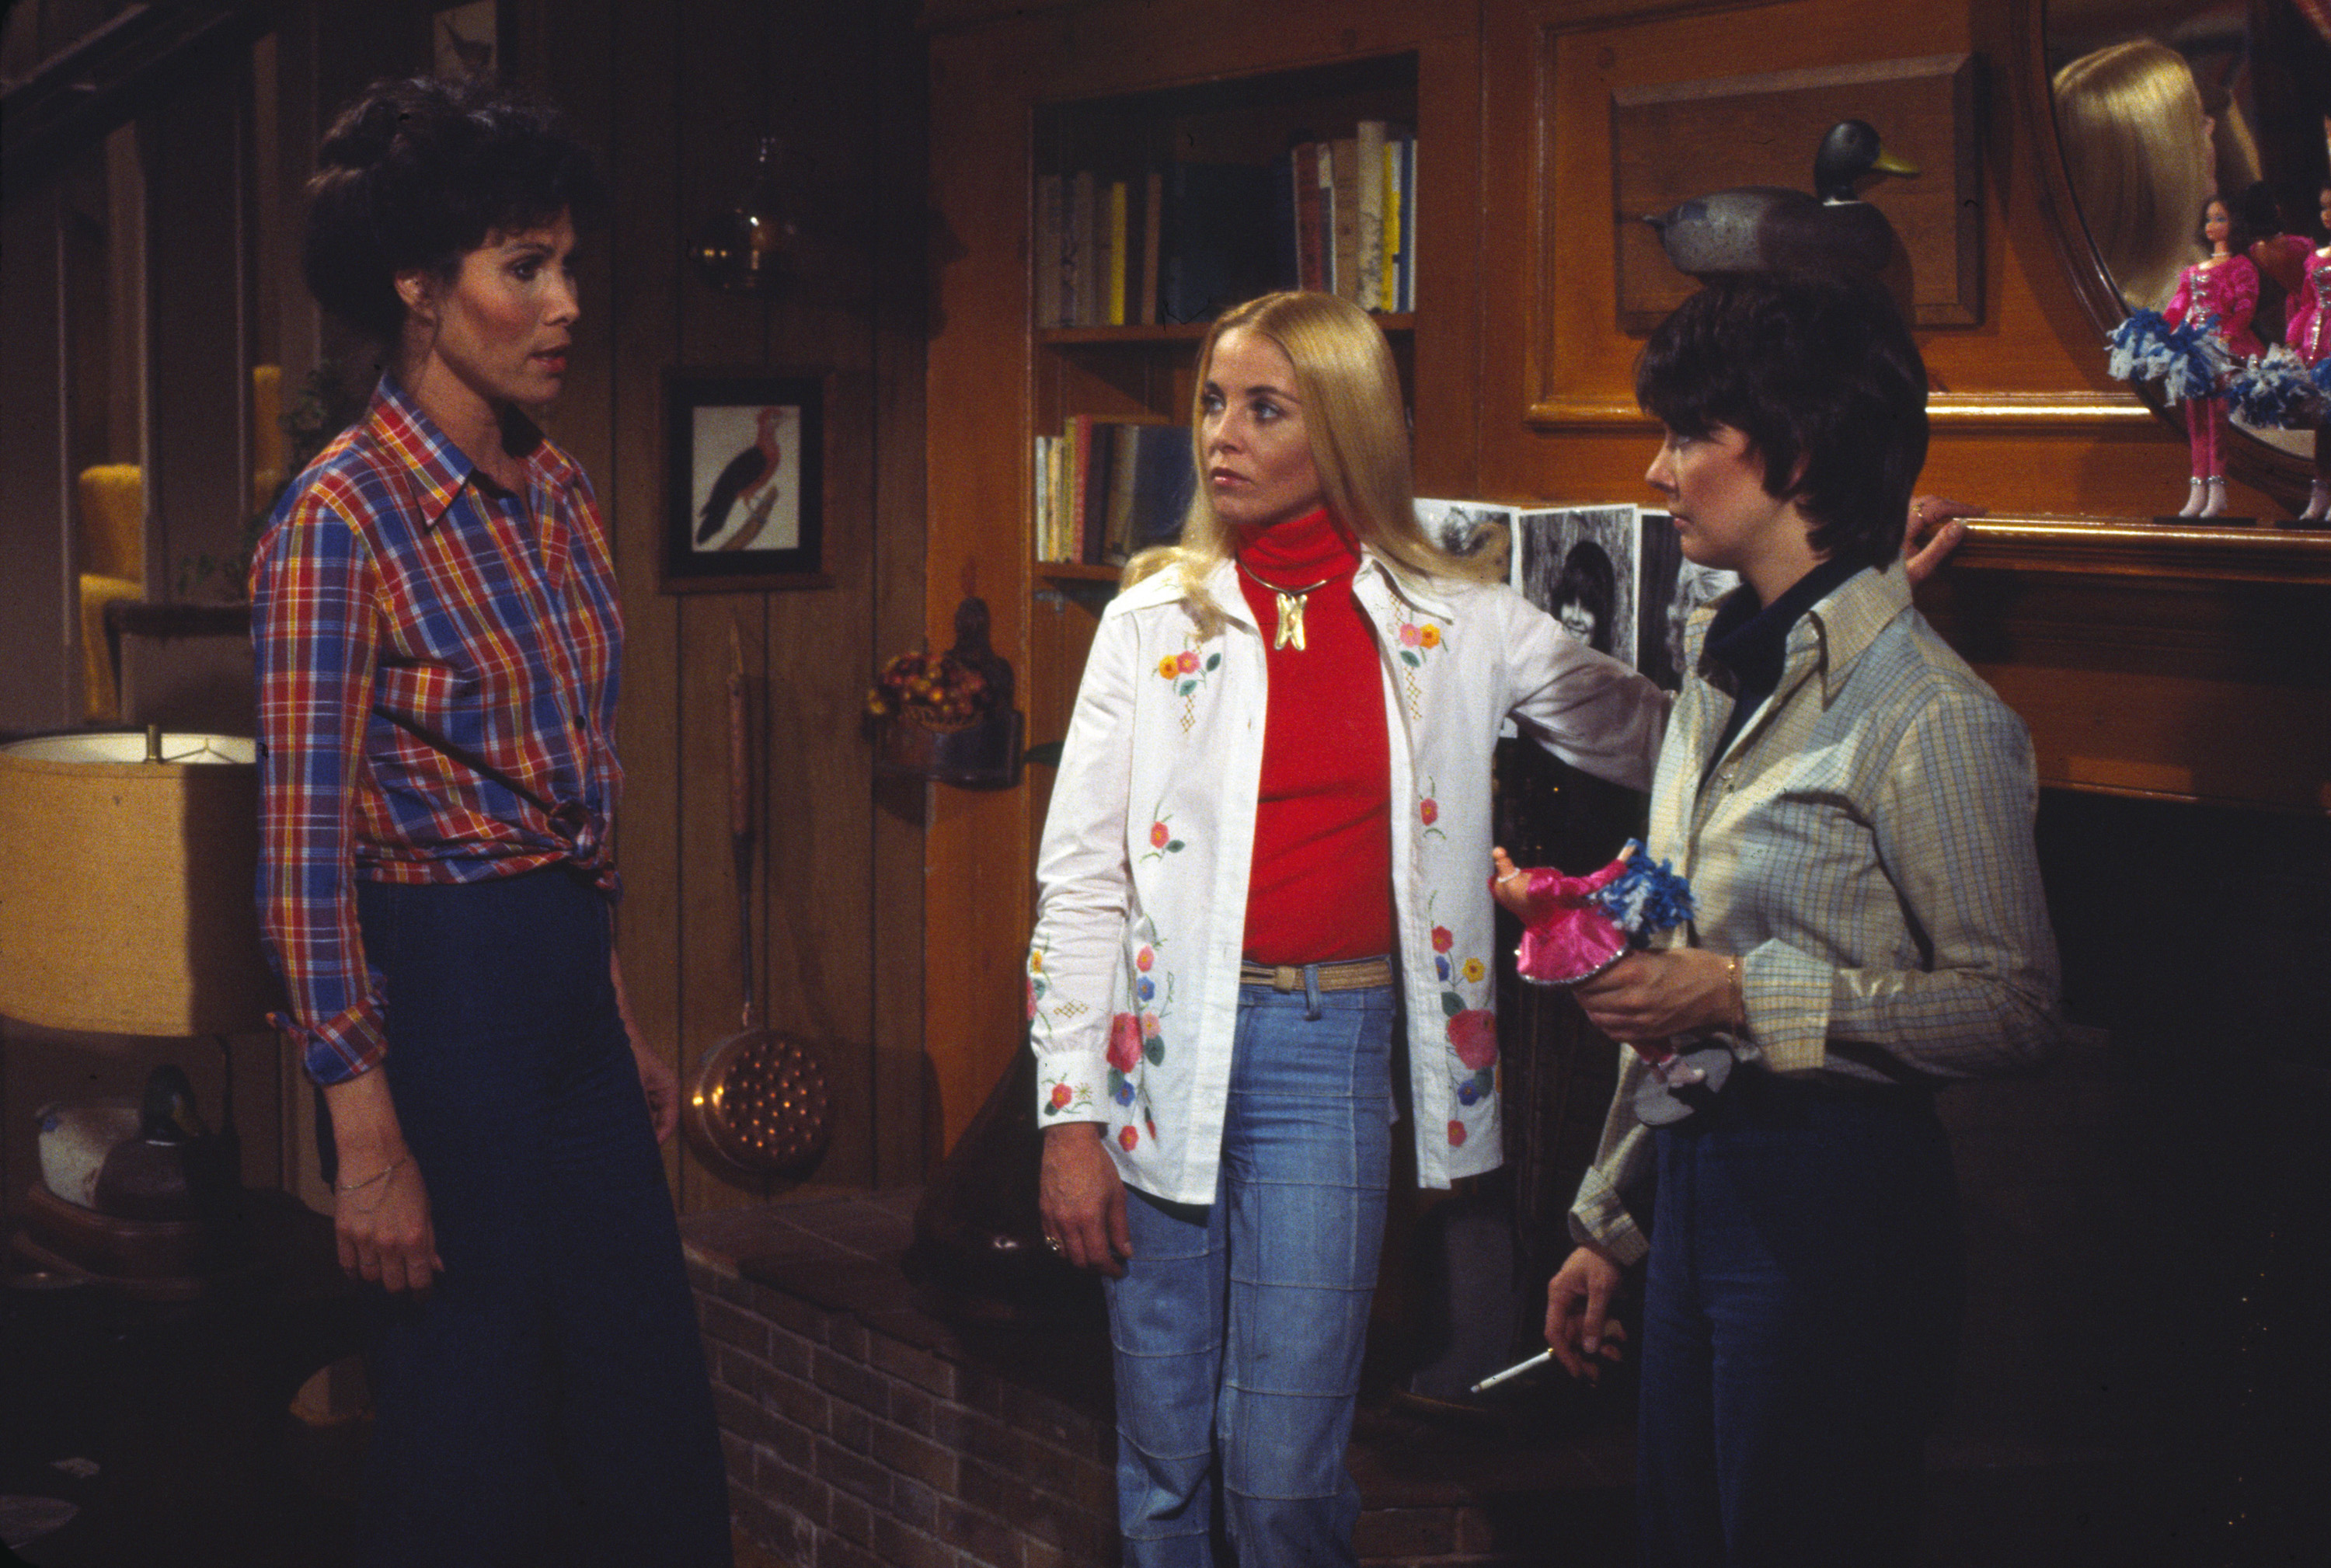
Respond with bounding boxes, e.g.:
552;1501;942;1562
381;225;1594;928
510;0;931;1208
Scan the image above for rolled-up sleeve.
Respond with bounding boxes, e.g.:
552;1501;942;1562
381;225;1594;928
252;491;389;1084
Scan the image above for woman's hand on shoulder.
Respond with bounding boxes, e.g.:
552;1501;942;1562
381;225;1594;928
1040;1121;1131;1277
1573;948;1735;1041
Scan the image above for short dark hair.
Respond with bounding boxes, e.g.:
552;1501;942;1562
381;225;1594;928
301;76;605;342
1635;272;1929;571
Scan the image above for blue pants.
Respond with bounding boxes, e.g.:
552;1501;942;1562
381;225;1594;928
1636;1067;1960;1568
1106;977;1395;1567
342;870;731;1568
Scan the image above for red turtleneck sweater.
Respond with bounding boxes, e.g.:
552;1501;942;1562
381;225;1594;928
1234;507;1394;963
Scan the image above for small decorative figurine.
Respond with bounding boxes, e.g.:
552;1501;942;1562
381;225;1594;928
1490;842;1703;1085
2294;184;2331;521
2107;196;2259;517
2225;181;2331;522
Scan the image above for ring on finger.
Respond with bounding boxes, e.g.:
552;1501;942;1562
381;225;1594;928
1043;1235;1063;1253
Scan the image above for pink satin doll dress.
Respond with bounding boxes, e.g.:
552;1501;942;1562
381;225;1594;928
2163;253;2261;506
1496;848;1704;1086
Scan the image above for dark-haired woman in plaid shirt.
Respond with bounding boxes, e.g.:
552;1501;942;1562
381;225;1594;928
252;76;729;1568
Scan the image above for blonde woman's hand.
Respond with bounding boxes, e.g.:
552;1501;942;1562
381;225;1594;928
1040;1121;1131;1277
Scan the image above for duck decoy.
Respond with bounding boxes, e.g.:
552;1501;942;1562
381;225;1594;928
1644;120;1918;287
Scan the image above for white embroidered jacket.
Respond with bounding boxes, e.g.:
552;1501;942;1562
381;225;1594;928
1027;552;1667;1204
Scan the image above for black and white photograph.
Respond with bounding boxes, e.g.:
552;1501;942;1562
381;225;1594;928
1415;497;1514;581
1512;504;1637;668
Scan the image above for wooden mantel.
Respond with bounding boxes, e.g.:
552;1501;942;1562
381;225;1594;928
1923;519;2331;817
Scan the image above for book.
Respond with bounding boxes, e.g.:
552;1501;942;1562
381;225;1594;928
1104;179;1127;326
1121;423;1196;550
1033;433;1053;558
1355;120;1385;312
1068;171;1096;326
1395;136;1417;312
1138;170;1163;326
1081;420;1117;563
1292;142;1327;292
1162;161;1278;324
1035;174;1064;328
1328;137;1359;305
1378;138;1399;315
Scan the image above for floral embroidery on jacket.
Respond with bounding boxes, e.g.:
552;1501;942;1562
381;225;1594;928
1139;802;1186;862
1159;636;1221;734
1385;605;1446;720
1427;894;1497;1125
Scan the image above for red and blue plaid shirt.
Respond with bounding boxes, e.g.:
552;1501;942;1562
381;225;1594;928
252;376;625;1085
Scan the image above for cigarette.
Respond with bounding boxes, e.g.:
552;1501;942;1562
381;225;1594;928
1469;1348;1556;1394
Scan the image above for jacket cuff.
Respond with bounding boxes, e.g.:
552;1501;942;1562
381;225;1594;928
1740;940;1831;1075
1033;1049;1110;1124
1566;1166;1649;1267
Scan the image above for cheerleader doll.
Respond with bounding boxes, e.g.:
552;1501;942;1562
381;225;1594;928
2226;183;2331;522
1490;843;1705;1088
2159;197;2263;517
2294;185;2331;521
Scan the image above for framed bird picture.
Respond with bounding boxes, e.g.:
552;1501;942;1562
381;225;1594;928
660;370;830;592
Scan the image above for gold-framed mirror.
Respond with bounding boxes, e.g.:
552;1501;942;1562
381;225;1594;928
2029;0;2331;500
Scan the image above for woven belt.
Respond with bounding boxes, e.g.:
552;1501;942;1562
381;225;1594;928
1238;956;1394;992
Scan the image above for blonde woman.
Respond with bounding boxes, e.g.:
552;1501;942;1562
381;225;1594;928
1027;291;1667;1563
2052;38;2222;311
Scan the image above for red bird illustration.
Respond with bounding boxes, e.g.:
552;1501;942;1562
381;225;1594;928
695;406;782;545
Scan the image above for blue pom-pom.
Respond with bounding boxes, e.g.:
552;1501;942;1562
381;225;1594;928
2106;308;2231;405
1589;839;1696;944
2228;347;2326;430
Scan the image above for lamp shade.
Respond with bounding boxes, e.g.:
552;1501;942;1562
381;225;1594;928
0;733;277;1036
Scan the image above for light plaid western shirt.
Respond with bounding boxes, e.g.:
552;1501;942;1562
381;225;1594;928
1570;560;2062;1264
251;377;625;1086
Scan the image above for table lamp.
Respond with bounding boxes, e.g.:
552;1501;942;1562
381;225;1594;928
0;729;279;1288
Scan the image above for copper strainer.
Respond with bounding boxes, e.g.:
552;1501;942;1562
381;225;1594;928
685;629;830;1177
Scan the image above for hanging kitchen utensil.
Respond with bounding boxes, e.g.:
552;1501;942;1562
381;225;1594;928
685;624;831;1178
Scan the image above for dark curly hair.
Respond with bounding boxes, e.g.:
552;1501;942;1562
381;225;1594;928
1635;271;1929;573
301;75;605;343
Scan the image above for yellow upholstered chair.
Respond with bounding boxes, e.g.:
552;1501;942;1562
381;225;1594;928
78;464;145;723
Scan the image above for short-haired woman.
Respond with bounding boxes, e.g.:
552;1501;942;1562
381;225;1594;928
1535;272;2063;1566
253;76;730;1566
1030;290;1668;1563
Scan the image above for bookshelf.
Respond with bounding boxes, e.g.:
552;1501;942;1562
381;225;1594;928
922;2;1484;1152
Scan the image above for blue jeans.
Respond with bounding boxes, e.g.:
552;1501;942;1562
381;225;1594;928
1106;977;1396;1566
343;870;732;1568
1636;1067;1960;1568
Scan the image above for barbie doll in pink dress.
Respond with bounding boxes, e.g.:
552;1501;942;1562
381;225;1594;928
2162;196;2263;517
1490;843;1706;1086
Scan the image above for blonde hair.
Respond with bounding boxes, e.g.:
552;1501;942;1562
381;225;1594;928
1121;291;1492;633
2051;40;2217;311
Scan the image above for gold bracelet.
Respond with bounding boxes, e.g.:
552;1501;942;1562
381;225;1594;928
336;1155;409;1194
1725;956;1746;1033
